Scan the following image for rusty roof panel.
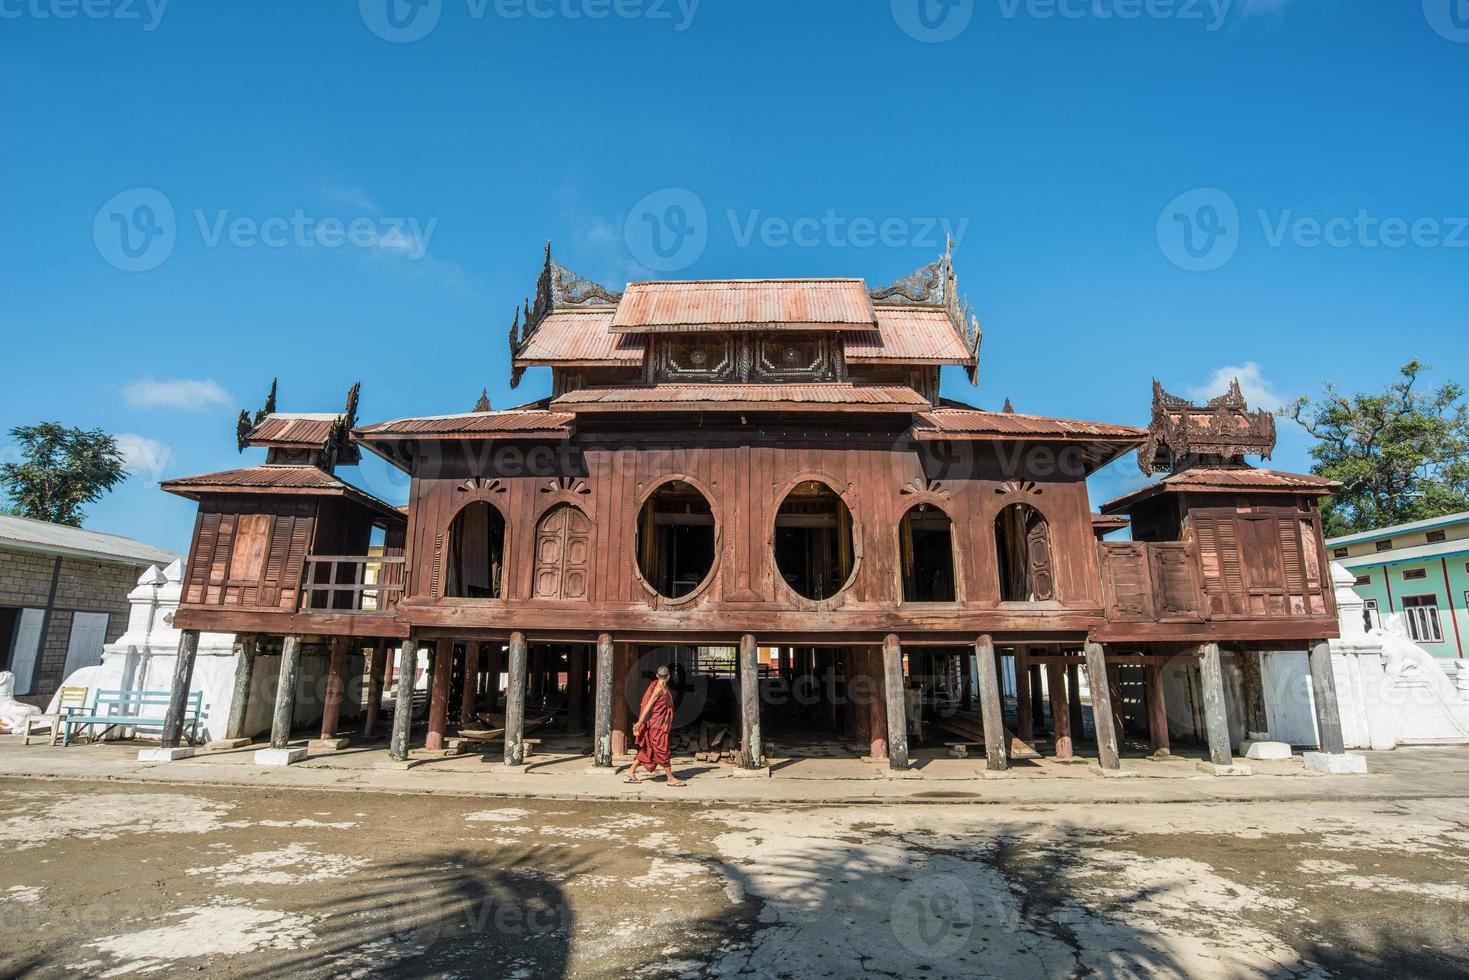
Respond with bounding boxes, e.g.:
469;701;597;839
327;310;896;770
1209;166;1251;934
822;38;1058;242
161;466;404;519
610;280;877;333
913;408;1149;441
516;310;645;366
844;307;974;365
355;411;575;437
1101;468;1340;513
246;413;341;448
553;383;930;413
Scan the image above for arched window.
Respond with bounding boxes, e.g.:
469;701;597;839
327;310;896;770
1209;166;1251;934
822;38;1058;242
533;505;592;600
995;503;1054;602
637;481;716;599
775;481;855;601
900;504;956;602
445;501;506;599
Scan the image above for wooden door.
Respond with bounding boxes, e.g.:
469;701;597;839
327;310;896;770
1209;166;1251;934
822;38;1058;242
1026;516;1055;601
533;505;592;600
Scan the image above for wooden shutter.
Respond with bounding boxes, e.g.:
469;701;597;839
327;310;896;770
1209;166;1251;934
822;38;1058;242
1027;515;1055;601
1100;543;1153;620
1149;543;1204;621
187;512;221;604
533;505;592;600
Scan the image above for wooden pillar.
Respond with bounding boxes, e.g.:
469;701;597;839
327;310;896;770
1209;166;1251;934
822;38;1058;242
319;638;350;739
1085;642;1121;770
363;640;389;738
1198;643;1234;766
567;647;586;734
1145;660;1170;755
425;643;452;750
1014;649;1033;742
1106;662;1125;742
883;635;909;770
388;639;418;761
269;635;303;751
959;649;974;712
823;651;839;731
1045;662;1072;759
866;646;888;760
505;631;528;766
1308;639;1346;755
223;636;257;742
460;642;481;730
160;629;200;748
1066;661;1084;737
738;634;762;769
975;635;1007;772
1028;662;1045;735
593;634;614;767
611;643;632;757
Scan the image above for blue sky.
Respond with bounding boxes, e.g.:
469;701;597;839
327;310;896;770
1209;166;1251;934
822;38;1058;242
2;0;1466;553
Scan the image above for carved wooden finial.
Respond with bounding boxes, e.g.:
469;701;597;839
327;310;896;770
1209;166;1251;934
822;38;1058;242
1003;397;1015;414
474;388;492;413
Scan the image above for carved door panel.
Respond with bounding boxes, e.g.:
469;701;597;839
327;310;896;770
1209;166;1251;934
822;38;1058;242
1026;518;1055;601
534;505;592;600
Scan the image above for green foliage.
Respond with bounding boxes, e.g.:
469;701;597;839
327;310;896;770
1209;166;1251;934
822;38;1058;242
0;423;126;527
1287;360;1469;536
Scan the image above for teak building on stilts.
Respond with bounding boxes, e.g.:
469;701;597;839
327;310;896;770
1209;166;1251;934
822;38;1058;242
156;246;1346;772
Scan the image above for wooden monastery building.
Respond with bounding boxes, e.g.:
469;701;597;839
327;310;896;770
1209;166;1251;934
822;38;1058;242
151;246;1350;772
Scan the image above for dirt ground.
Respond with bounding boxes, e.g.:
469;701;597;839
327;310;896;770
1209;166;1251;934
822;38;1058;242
1;778;1466;979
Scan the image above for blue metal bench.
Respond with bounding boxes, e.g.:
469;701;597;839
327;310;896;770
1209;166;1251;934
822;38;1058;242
62;690;204;747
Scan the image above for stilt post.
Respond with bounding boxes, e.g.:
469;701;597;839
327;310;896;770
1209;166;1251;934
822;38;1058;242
1308;639;1346;755
460;642;482;730
1046;661;1072;759
1145;659;1170;755
363;639;389;738
1015;648;1033;742
1085;642;1121;770
1198;643;1234;766
161;629;200;748
319;638;350;740
505;631;528;766
269;635;304;751
882;634;909;770
738;634;762;769
593;633;614;767
388;638;418;761
223;636;257;742
975;634;1007;772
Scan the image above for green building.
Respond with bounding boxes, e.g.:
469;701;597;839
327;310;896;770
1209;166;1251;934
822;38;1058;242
1328;511;1469;659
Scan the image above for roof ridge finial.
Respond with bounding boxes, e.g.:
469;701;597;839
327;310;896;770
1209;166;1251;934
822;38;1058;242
474;388;492;413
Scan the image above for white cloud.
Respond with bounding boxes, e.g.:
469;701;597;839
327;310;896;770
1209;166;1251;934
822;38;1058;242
122;378;232;411
320;183;378;211
1185;362;1290;413
115;433;172;481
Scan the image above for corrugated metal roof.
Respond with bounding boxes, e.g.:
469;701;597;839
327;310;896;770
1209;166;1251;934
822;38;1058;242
246;413;342;448
161;466;404;518
913;408;1149;441
844;307;975;365
552;383;930;412
0;513;179;567
516;309;645;366
610;280;878;333
1101;467;1339;513
355;411;575;437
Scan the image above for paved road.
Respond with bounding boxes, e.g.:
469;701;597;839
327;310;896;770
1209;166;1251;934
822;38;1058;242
2;778;1466;978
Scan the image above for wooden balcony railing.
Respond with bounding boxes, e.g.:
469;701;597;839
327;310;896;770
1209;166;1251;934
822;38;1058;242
300;556;406;615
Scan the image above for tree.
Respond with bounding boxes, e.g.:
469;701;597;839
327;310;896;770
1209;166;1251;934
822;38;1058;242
0;423;126;527
1287;361;1469;536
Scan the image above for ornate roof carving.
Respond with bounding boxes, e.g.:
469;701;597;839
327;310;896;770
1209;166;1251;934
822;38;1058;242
1138;378;1277;476
509;243;624;388
869;240;983;386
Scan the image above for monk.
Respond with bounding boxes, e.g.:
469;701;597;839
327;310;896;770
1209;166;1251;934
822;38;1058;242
626;665;685;785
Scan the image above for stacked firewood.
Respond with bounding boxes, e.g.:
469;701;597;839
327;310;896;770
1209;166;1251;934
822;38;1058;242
669;721;735;762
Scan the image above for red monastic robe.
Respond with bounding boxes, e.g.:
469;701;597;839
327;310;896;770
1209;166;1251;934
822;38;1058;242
635;682;674;768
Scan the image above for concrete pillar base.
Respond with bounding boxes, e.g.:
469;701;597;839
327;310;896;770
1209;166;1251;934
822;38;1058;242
1241;740;1293;761
137;747;194;763
1197;761;1253;777
308;737;351;752
880;766;922;779
1091;765;1141;778
206;738;252;751
254;747;307;766
583;765;622;775
1303;751;1369;774
729;766;770;778
375;758;425;770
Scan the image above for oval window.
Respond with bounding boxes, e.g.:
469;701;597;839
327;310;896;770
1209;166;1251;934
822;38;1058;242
636;481;716;599
774;481;855;601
